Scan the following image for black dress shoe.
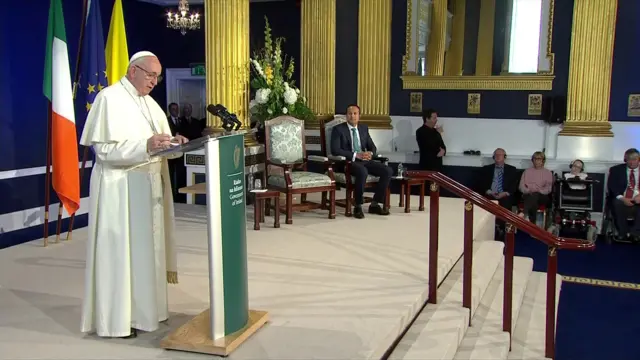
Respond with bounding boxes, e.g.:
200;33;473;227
368;204;390;216
121;328;137;339
353;206;365;219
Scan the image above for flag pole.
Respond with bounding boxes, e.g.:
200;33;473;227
59;0;89;241
44;102;53;247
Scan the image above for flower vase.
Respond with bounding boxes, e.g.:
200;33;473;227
254;123;266;144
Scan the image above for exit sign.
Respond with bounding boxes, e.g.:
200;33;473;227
191;63;205;76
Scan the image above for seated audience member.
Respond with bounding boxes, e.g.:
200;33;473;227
607;148;640;241
476;148;519;235
563;159;588;190
416;108;446;171
330;104;393;219
518;151;554;223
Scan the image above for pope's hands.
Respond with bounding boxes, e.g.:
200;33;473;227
147;134;172;153
172;134;189;145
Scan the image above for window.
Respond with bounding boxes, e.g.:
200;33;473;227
507;0;542;73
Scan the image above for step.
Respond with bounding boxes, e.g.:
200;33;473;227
452;256;534;360
508;272;562;360
389;240;504;360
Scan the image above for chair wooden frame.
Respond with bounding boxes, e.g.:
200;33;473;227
318;117;390;217
264;116;336;224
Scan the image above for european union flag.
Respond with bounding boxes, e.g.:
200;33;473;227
74;0;107;137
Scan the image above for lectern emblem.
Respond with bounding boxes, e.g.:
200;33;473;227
233;145;241;169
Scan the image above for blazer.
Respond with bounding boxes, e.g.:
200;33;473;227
330;122;377;160
475;163;519;196
607;163;633;198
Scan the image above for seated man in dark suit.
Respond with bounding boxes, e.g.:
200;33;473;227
330;104;393;219
475;148;519;237
607;148;640;242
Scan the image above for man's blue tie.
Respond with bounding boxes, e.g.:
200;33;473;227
496;167;504;193
351;127;361;152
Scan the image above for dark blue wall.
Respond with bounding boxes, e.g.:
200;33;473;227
610;0;640;121
387;0;575;119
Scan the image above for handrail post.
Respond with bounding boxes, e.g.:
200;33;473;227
428;181;440;304
546;246;558;358
463;200;473;320
503;223;515;348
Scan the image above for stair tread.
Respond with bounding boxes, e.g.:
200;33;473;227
452;256;534;360
389;240;504;360
508;272;562;360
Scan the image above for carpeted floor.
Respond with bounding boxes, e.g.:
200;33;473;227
514;233;640;360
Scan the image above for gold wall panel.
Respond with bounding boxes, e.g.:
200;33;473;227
301;0;336;130
204;0;250;130
444;0;465;76
475;0;495;76
560;0;617;137
358;0;393;128
425;0;448;76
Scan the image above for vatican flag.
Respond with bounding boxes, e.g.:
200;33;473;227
105;0;129;85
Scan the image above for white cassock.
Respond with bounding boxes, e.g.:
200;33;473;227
79;76;180;337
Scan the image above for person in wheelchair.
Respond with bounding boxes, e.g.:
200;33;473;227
549;160;596;241
518;151;553;223
607;148;640;242
564;159;588;190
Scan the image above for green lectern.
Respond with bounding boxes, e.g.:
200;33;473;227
157;132;268;356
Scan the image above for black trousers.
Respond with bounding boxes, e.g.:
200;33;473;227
340;160;393;206
522;192;548;223
495;196;513;228
612;199;640;236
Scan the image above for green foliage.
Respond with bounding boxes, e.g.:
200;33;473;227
249;17;315;124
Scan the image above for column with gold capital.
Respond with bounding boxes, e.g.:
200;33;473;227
357;0;393;128
300;0;336;129
559;0;617;138
204;0;252;145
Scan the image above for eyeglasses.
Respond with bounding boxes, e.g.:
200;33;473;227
135;65;163;83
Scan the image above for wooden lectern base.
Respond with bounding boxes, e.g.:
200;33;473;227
160;309;269;356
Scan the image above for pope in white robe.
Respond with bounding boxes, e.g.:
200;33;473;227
79;51;188;338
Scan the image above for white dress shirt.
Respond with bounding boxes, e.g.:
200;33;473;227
616;167;639;199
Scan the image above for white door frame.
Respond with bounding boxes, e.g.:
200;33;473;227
165;68;205;110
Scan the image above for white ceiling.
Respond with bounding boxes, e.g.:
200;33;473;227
137;0;284;5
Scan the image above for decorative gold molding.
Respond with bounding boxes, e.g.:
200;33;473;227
400;75;555;90
559;0;617;137
426;0;448;76
204;0;249;130
360;115;393;130
475;0;495;76
538;0;555;75
358;0;392;128
301;0;336;120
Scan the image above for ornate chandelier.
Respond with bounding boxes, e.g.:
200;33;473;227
166;0;201;36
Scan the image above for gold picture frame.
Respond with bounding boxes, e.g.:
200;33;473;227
410;92;423;113
528;94;542;115
628;94;640;117
467;93;481;114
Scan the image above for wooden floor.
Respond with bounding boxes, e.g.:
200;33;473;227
0;192;495;359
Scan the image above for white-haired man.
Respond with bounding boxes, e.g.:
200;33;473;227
79;51;188;338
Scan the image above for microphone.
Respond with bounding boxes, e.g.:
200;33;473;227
206;104;242;131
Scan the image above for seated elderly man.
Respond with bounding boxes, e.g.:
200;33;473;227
607;148;640;242
518;151;554;223
475;148;519;237
563;159;588;190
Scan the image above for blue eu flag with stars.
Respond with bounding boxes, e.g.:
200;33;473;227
74;0;107;138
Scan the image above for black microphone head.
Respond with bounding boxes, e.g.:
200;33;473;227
206;104;220;115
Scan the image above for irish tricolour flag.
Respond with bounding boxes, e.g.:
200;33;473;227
43;0;80;215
